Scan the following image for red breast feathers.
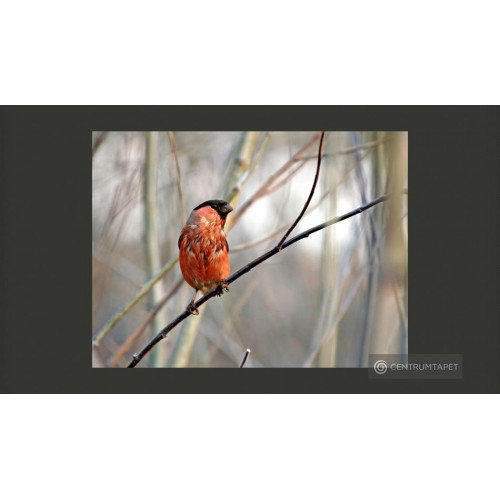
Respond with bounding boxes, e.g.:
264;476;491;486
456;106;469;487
178;203;231;292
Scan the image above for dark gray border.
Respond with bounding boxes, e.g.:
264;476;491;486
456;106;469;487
0;106;498;393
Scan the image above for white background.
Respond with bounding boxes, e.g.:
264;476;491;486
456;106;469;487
1;1;499;104
1;1;499;498
1;395;499;499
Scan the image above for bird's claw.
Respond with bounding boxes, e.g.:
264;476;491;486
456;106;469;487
186;303;199;315
215;281;229;297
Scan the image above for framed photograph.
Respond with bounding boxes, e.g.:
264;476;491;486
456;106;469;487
92;131;408;370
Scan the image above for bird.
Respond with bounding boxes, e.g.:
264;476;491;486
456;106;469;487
178;199;233;315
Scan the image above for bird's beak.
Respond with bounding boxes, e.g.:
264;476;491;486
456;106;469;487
224;203;233;214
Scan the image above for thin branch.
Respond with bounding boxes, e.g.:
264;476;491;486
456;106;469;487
127;191;406;368
239;349;251;368
277;131;325;249
167;131;187;226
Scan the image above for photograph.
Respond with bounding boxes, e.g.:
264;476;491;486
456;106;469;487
92;131;408;368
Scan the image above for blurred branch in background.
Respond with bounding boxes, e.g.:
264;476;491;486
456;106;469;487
143;132;169;366
353;131;381;367
167;132;187;226
369;132;408;356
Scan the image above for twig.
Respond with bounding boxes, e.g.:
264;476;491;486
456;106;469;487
127;191;406;367
239;349;251;368
277;131;325;250
167;131;187;226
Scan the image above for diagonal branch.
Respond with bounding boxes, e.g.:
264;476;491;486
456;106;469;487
127;191;406;368
277;131;325;250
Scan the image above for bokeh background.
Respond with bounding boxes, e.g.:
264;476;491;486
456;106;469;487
92;131;408;368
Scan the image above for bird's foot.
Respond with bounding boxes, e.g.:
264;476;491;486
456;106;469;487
186;302;199;315
215;281;229;297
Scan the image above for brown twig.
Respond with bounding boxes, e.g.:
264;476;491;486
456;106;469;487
277;131;325;250
239;349;251;368
127;191;405;368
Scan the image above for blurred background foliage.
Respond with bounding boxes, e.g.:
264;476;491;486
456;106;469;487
92;131;407;368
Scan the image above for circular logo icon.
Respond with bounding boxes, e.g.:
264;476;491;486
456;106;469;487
374;359;388;375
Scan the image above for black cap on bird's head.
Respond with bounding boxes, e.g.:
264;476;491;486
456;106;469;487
194;199;233;219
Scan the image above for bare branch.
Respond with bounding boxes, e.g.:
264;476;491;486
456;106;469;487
127;191;406;367
277;131;325;250
239;349;251;368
